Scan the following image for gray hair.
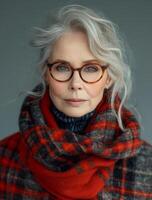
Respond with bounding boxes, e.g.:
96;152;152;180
26;4;136;130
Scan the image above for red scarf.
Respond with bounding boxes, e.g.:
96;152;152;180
18;85;143;200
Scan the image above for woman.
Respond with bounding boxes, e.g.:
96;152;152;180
0;4;152;200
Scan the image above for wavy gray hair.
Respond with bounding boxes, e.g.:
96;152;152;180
27;4;134;130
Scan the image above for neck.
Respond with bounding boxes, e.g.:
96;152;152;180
51;104;95;134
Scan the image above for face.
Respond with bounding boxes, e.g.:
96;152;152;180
45;31;112;117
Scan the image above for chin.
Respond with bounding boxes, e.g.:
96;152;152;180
62;109;88;117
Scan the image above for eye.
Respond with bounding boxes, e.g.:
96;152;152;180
83;64;100;73
53;63;70;72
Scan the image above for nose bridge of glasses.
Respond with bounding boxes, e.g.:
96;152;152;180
70;67;83;84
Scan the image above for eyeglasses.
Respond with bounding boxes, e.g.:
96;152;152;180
46;60;109;83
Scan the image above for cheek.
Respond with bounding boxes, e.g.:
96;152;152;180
48;79;66;97
86;73;108;98
86;82;105;98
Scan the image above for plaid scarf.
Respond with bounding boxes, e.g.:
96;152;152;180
16;83;143;200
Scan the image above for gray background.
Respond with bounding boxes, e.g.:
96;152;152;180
0;0;152;142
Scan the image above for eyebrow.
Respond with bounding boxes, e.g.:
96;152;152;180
51;59;100;64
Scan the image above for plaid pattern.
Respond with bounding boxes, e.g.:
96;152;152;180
0;83;152;199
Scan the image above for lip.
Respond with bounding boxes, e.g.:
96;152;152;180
64;99;87;107
65;98;87;102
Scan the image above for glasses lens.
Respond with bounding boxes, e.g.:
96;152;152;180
81;64;103;82
51;62;72;81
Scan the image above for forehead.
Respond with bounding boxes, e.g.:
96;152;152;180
50;31;97;62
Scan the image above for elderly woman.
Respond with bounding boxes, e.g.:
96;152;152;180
0;4;152;200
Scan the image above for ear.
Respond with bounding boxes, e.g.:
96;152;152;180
105;75;113;89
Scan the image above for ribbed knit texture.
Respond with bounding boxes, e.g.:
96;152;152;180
51;103;95;134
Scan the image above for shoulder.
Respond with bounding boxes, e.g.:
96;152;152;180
0;131;21;148
103;140;152;199
117;140;152;175
131;140;152;168
0;132;21;163
126;140;152;178
138;139;152;156
0;132;49;198
117;139;152;168
114;140;152;197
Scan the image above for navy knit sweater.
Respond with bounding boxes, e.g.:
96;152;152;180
52;104;95;134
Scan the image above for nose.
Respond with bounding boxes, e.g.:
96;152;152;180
69;71;83;90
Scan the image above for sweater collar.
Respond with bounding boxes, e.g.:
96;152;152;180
51;103;95;134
